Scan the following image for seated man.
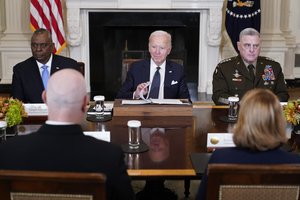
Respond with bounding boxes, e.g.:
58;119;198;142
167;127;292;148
12;28;79;103
212;27;289;105
0;69;135;200
117;30;190;100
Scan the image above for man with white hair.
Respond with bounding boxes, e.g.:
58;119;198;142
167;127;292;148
0;69;135;200
212;27;289;105
117;30;190;100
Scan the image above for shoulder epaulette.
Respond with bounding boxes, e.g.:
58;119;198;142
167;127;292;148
261;56;276;62
219;56;237;64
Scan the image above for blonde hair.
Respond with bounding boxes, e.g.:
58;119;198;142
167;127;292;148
233;89;287;151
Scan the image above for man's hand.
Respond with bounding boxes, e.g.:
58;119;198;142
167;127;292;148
134;82;150;99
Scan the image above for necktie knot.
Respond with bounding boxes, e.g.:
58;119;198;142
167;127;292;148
41;65;49;89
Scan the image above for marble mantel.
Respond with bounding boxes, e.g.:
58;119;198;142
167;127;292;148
65;0;224;94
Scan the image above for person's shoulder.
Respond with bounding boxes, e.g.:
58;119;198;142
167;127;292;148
219;56;238;65
53;54;77;63
13;57;36;71
215;56;239;71
259;56;280;65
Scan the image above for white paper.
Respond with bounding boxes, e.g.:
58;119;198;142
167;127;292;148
121;99;183;105
207;133;235;148
83;131;110;142
24;104;48;116
122;99;151;105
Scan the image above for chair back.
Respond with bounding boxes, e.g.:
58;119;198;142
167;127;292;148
77;62;85;76
206;164;300;200
0;169;106;200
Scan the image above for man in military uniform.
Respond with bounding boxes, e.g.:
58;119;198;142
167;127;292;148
212;28;289;105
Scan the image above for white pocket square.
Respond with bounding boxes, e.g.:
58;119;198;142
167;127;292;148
171;80;178;85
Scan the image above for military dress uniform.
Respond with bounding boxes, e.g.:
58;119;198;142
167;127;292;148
212;55;289;105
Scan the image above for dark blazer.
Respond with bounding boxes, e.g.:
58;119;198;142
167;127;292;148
116;59;190;99
212;55;289;105
12;54;79;103
196;147;300;200
0;124;135;200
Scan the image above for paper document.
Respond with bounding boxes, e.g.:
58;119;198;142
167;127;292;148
84;131;110;142
24;104;48;116
122;99;183;105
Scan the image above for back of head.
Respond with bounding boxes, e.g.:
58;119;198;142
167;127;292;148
233;89;287;151
45;69;87;120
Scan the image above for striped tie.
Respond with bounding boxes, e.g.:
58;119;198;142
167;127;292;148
41;65;49;89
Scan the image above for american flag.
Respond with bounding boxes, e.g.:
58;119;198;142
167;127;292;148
30;0;66;54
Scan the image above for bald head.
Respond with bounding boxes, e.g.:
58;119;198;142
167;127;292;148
43;69;87;123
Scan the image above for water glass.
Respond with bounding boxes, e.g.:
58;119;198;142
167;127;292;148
0;121;7;141
228;96;239;120
94;95;105;118
128;120;141;149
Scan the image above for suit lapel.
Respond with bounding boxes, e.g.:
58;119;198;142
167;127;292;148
29;57;45;91
164;61;173;86
50;54;61;74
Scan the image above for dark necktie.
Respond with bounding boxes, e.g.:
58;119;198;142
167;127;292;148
247;64;255;83
41;65;49;89
149;67;161;98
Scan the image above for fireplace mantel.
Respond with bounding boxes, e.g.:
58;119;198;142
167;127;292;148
65;0;224;94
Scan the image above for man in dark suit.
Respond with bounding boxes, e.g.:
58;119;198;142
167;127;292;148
117;30;190;100
0;69;135;200
12;28;79;103
212;28;289;105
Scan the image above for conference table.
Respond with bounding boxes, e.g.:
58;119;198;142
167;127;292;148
19;103;233;177
15;102;300;197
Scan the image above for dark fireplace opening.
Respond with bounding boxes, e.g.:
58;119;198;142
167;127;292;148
89;12;199;100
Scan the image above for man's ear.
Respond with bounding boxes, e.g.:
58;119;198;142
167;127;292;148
81;95;89;113
42;90;47;104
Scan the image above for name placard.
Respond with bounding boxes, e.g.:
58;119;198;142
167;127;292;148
207;133;235;149
24;104;48;116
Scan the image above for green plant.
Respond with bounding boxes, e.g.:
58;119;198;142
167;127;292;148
0;98;27;127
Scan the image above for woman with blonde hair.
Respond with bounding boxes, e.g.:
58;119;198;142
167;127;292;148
196;88;300;200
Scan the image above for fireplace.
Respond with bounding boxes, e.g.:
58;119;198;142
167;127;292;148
65;0;223;98
89;12;199;100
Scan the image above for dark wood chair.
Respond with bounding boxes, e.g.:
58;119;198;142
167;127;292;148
0;169;106;200
206;164;300;200
77;61;85;76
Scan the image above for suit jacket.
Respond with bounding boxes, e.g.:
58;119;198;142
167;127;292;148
116;59;190;99
12;54;79;103
196;147;300;200
0;124;135;200
212;55;289;105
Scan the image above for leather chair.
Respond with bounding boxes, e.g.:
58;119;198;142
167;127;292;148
77;62;85;76
0;169;106;200
206;164;300;200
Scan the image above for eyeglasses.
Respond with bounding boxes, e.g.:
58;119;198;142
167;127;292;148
31;43;51;49
242;43;260;50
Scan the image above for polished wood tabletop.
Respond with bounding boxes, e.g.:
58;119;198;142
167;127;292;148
19;104;232;177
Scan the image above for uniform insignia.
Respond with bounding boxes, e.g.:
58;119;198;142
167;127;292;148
262;65;275;81
219;57;232;64
232;78;242;82
233;70;241;78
